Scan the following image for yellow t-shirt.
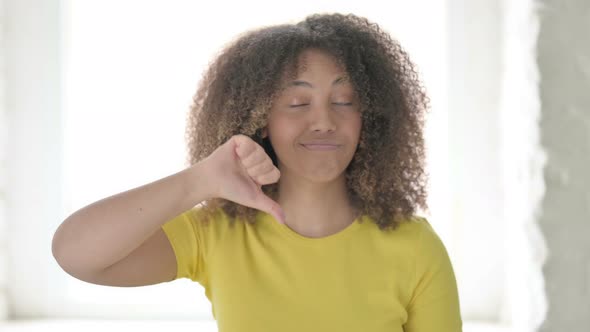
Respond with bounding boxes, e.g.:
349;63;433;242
161;207;462;332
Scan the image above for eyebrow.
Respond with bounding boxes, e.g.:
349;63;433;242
286;76;350;89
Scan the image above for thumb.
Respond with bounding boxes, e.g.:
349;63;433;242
252;193;286;225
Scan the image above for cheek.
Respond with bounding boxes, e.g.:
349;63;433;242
268;117;298;147
348;115;362;140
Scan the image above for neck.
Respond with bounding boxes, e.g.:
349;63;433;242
276;170;359;238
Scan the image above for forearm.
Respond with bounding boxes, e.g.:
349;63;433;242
52;161;213;275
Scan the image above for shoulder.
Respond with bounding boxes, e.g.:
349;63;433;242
182;205;231;227
181;206;248;243
359;215;437;255
376;215;432;241
400;216;455;275
382;215;449;261
404;217;462;330
395;216;440;243
162;206;231;243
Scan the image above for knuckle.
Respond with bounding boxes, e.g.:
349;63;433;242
248;163;266;176
263;162;275;173
257;174;272;185
254;174;267;185
243;151;262;167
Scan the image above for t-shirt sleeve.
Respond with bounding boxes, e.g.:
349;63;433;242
161;209;205;283
404;218;462;332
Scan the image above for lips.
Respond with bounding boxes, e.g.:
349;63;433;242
300;143;340;151
300;140;341;146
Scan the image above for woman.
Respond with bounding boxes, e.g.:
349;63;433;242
52;12;462;332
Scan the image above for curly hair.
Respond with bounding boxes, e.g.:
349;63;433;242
185;13;430;230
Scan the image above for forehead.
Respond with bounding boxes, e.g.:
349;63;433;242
292;49;345;76
278;50;352;90
298;48;342;66
285;49;346;74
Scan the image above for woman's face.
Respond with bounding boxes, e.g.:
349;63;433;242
263;48;362;183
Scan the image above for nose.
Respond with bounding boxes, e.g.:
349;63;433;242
308;102;336;133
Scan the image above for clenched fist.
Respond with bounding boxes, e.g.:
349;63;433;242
201;134;286;224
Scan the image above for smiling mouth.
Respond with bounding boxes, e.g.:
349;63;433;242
301;144;340;151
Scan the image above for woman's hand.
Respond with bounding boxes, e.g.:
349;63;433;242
201;134;286;224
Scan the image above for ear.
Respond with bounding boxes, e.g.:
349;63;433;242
261;127;268;138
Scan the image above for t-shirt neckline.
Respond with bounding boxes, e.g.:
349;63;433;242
258;211;365;246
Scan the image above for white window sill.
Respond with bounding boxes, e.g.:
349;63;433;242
0;319;510;332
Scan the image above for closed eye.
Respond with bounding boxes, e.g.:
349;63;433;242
289;104;309;108
289;103;353;108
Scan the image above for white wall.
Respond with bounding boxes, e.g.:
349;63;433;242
0;0;8;319
3;0;64;318
448;0;506;320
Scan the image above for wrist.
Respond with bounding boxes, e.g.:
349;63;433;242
185;160;218;204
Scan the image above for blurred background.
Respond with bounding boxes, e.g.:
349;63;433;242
1;0;588;331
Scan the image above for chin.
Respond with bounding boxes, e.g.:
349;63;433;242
277;153;351;183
